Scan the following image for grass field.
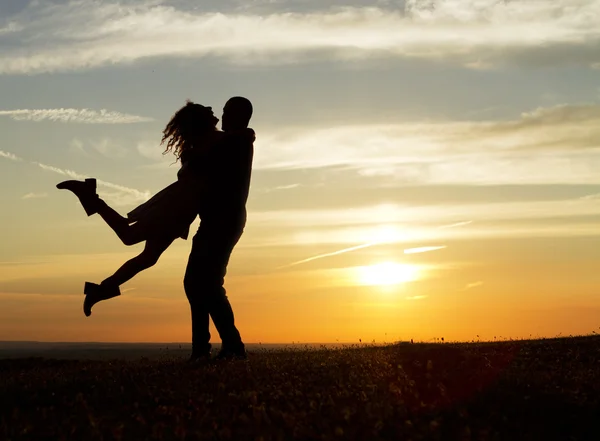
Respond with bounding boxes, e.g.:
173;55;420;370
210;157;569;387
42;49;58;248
1;335;599;440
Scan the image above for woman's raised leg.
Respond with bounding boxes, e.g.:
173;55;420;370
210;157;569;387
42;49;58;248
57;178;145;246
95;199;146;246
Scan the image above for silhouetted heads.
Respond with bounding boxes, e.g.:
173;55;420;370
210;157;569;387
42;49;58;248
161;100;218;160
221;96;253;132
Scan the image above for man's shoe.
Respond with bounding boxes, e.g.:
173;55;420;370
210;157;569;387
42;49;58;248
83;282;121;317
188;352;211;363
56;178;99;216
215;347;248;361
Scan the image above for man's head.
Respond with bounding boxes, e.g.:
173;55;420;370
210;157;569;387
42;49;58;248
221;96;253;132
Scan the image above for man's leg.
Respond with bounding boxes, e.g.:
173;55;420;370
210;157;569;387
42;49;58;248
184;225;245;358
208;234;245;355
184;234;212;359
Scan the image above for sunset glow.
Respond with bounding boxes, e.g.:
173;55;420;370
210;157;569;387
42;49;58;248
355;262;420;287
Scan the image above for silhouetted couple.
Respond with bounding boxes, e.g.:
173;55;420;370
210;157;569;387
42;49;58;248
57;97;254;361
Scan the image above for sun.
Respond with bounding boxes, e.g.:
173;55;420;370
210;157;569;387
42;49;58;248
356;262;420;286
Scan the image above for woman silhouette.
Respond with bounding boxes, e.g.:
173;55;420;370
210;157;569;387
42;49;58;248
57;101;235;317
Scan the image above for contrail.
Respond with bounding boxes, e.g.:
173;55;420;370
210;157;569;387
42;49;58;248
275;241;383;269
404;246;446;254
438;220;472;229
0;108;153;124
276;220;471;270
3;149;153;206
0;150;22;161
35;161;151;202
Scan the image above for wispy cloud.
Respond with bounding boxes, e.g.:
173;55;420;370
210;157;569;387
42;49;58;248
258;184;302;194
22;192;48;199
579;193;600;200
57;102;600;197
277;242;380;269
406;295;427;301
251;198;600;230
69;138;90;157
404;246;446;254
69;138;130;159
1;1;599;74
35;162;86;180
253;104;600;185
439;221;473;229
136;140;168;162
0;108;153;124
35;162;151;206
273;184;301;191
0;22;22;35
278;242;445;270
0;150;22;161
464;281;484;290
90;139;129;159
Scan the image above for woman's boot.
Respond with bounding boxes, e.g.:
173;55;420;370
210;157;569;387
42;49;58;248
56;178;99;216
83;282;121;317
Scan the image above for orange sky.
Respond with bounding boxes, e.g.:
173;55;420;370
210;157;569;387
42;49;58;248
1;226;598;343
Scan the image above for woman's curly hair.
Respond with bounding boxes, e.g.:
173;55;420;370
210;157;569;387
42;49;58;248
161;100;216;161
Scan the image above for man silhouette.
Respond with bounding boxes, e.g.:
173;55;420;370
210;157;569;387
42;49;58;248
184;96;254;361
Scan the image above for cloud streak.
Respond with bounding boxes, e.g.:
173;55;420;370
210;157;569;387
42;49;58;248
464;281;484;290
253;104;600;185
404;246;446;254
1;147;150;207
0;150;22;161
250;198;600;230
276;242;380;269
277;239;449;270
0;0;599;74
22;193;48;199
580;193;600;200
0;22;22;35
35;162;152;206
0;109;153;124
439;221;473;229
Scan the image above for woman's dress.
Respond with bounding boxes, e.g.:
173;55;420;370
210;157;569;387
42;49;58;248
126;162;204;240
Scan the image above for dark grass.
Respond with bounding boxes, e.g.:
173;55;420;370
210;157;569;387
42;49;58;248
1;336;600;440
